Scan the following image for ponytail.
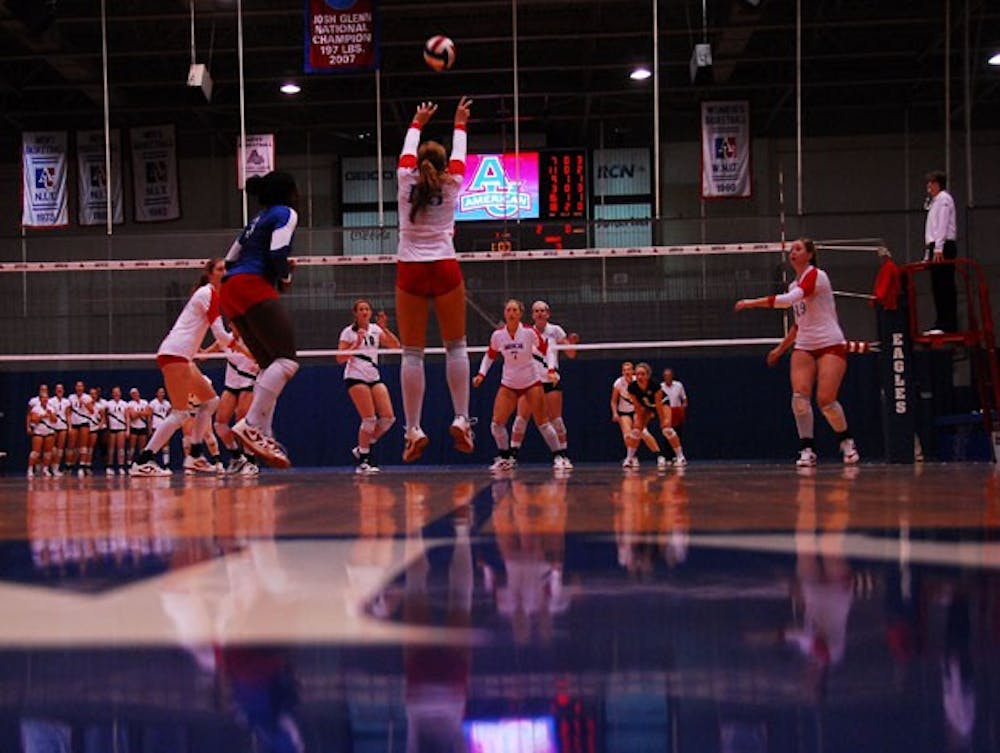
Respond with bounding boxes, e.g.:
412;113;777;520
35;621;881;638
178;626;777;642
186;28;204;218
409;141;447;223
190;257;222;295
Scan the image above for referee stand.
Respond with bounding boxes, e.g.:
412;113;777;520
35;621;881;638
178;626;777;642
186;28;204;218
898;258;1000;462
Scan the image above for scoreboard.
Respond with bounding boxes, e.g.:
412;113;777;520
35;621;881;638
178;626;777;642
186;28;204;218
534;149;588;249
540;149;586;220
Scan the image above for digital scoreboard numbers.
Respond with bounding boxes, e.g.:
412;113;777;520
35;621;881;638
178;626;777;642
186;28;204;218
540;150;586;220
535;149;587;249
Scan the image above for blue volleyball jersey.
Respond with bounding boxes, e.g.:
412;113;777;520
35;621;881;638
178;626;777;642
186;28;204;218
224;205;298;286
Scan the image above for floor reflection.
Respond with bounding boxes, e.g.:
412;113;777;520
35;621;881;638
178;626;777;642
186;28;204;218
0;466;997;752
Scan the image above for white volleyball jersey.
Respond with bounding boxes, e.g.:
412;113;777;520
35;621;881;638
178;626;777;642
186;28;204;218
533;322;568;382
224;349;260;391
50;396;70;430
105;399;128;431
782;266;845;351
68;393;94;426
29;402;56;436
158;283;233;360
90;399;107;430
613;376;634;413
127;399;150;429
149;398;172;429
395;124;467;262
27;396;41;411
479;324;552;391
339;323;384;383
660;380;687;408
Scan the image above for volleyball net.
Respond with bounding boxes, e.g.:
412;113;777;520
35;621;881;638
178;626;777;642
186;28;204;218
0;239;890;365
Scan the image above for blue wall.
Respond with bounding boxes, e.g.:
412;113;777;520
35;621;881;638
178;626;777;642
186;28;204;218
0;354;884;470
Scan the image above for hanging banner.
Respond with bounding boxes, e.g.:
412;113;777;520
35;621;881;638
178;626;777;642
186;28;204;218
237;134;275;189
304;0;379;73
701;101;752;199
77;129;124;226
130;124;181;222
21;132;69;228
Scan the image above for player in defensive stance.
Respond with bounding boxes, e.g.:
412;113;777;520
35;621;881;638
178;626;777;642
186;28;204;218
130;259;234;476
610;361;665;466
472;299;568;470
734;237;860;467
623;362;686;469
338;300;400;474
395;97;475;462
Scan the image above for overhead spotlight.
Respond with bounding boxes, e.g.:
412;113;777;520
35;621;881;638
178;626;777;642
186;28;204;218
280;82;302;95
989;52;1000;66
630;67;652;81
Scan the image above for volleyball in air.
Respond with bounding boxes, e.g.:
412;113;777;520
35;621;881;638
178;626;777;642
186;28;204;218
423;35;456;72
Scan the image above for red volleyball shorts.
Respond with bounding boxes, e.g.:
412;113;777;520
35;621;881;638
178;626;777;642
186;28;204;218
220;273;279;318
396;259;464;298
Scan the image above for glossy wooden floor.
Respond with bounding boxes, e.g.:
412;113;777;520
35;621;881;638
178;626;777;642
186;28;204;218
0;463;997;752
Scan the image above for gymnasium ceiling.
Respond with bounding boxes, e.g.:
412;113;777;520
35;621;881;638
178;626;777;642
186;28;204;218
0;0;998;157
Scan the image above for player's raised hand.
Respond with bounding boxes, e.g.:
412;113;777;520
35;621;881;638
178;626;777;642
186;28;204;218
454;96;473;126
414;101;437;126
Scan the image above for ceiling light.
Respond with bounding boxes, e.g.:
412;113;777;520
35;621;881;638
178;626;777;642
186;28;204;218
280;82;301;95
989;52;1000;66
630;67;652;81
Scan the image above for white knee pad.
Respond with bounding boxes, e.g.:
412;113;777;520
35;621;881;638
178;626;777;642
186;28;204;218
551;416;567;436
401;346;425;368
512;415;528;437
792;392;812;416
198;395;220;415
820;400;843;419
662;426;677;440
629;428;641;441
376;416;395;435
641;427;654;440
360;416;377;435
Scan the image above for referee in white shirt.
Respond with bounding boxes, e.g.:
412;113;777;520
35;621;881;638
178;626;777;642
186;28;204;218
923;170;958;334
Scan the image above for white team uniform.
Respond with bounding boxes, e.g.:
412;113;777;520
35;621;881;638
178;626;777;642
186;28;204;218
613;376;635;414
339;323;384;383
127;399;150;431
29;402;57;437
224;349;260;391
149;398;172;430
105;399;128;432
478;324;555;391
90;399;107;431
69;393;94;428
772;265;846;351
659;380;687;408
158;283;234;360
49;397;70;432
396;124;466;262
533;322;568;383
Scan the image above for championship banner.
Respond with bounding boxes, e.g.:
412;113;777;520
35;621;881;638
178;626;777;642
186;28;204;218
305;0;378;73
77;129;124;226
130;125;181;222
237;134;275;189
21;132;69;228
701;101;752;199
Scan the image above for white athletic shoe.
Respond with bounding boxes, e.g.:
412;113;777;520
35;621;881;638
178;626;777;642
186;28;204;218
42;467;53;478
238;461;260;477
227;455;248;474
50;467;63;478
796;448;818;468
129;461;171;477
449;415;475;454
657;455;668;471
490;456;514;472
402;426;429;463
840;438;860;465
553;454;573;470
672;455;688;468
106;467;114;477
26;467;34;479
356;461;381;475
183;456;217;475
232;419;291;469
622;457;640;469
